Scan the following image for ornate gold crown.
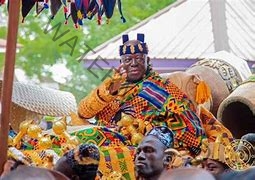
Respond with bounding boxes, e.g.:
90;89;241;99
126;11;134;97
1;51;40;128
206;135;226;163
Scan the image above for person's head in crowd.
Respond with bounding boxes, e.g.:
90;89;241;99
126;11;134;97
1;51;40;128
1;166;69;180
241;133;255;146
135;126;175;180
202;158;230;177
119;33;151;83
159;167;215;180
200;135;230;176
0;157;26;178
54;143;100;180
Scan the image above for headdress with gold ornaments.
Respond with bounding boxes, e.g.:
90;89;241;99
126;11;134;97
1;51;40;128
196;134;227;164
206;135;226;163
119;33;148;56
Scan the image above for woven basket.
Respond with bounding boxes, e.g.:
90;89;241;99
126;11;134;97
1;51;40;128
217;76;255;138
0;80;77;131
186;58;243;116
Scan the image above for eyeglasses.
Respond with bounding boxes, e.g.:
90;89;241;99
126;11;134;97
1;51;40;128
121;55;146;65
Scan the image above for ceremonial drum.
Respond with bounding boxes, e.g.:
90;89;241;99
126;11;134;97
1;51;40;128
186;51;252;116
217;76;255;138
187;58;244;116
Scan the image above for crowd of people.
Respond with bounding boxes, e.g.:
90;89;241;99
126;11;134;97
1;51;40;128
1;33;255;179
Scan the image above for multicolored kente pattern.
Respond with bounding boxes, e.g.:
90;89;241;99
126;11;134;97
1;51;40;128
96;72;207;155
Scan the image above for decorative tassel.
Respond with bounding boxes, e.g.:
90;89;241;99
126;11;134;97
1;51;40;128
87;11;92;18
117;0;126;23
121;16;126;23
97;15;102;25
74;23;79;29
43;0;49;9
44;3;49;9
44;0;49;9
78;19;83;25
64;6;68;13
77;10;83;19
97;19;101;25
195;81;211;104
106;18;110;24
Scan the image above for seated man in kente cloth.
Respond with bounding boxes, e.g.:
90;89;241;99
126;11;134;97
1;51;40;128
78;33;232;157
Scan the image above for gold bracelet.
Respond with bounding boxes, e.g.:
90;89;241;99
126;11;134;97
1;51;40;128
78;89;108;118
78;99;95;118
98;83;116;102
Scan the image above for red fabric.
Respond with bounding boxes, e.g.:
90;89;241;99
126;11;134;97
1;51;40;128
0;0;5;5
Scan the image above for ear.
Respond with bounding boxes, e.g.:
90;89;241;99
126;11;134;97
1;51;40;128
164;148;182;169
163;153;172;168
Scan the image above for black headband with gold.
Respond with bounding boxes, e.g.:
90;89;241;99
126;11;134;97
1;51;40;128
119;33;148;56
146;126;174;148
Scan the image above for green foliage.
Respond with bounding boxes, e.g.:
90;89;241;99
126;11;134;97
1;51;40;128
0;0;175;102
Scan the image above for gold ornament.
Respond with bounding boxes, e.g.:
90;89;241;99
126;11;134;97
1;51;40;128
131;133;143;146
122;45;127;55
41;154;54;169
145;123;153;133
137;120;146;134
52;121;66;135
69;136;80;146
206;135;225;163
23;150;43;166
12;120;33;148
138;44;143;52
164;148;183;169
53;120;80;146
38;136;52;150
120;114;134;127
130;45;135;54
127;126;136;134
69;112;90;126
102;171;123;180
120;127;129;137
27;124;42;139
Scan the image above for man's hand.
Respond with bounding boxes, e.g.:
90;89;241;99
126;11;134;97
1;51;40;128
109;64;127;95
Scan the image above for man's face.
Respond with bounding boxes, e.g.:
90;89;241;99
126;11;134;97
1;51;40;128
135;136;166;179
201;158;228;176
121;53;147;83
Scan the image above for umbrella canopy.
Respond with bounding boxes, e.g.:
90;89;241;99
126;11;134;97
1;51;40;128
3;0;126;27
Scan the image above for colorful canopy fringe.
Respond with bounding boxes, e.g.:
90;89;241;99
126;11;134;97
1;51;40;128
2;0;126;28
